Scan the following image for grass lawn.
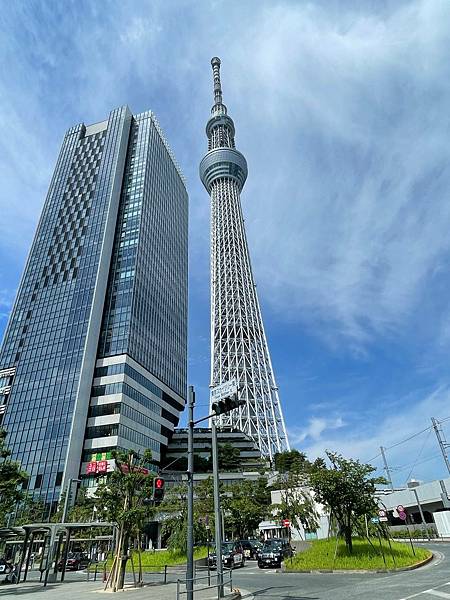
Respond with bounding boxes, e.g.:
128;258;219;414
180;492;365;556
95;547;208;572
285;537;431;571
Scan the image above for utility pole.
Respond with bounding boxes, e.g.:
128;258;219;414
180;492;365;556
380;446;394;491
212;418;224;598
431;417;450;476
411;488;430;541
186;386;195;600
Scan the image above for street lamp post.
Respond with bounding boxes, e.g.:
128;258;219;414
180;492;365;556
60;477;81;582
62;478;81;523
211;417;224;598
186;386;195;600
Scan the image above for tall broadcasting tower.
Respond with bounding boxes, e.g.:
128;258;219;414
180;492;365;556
199;58;289;459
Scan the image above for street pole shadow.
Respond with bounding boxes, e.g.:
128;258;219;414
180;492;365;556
241;585;319;599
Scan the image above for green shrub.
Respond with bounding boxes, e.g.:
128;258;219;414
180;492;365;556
285;537;430;571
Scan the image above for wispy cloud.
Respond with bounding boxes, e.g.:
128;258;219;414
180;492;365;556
289;417;345;445
298;385;450;485
2;1;450;482
229;1;450;348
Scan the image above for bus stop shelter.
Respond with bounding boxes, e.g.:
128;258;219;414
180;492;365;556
1;522;114;586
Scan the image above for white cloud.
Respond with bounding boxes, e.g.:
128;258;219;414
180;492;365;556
2;2;450;484
3;2;450;344
298;385;450;485
221;0;450;347
289;416;345;445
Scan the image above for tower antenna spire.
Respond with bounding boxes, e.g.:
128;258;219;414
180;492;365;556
211;57;223;105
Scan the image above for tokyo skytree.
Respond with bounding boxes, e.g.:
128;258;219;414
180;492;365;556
199;57;289;459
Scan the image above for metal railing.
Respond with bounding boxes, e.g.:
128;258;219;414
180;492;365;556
176;567;233;600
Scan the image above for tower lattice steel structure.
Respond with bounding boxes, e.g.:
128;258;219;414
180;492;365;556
199;57;289;459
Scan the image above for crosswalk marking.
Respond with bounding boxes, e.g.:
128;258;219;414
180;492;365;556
400;584;450;600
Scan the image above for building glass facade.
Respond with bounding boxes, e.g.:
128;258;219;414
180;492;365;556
0;106;187;513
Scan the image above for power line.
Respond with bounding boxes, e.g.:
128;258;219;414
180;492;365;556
404;428;432;483
367;453;382;463
394;452;441;473
386;426;432;450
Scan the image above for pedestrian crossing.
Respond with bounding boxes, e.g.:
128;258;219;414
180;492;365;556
400;582;450;599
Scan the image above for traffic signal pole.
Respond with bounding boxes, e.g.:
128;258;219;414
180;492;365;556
187;386;195;600
212;417;224;599
185;383;242;599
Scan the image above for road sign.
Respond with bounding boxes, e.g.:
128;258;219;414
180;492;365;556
378;510;386;517
371;517;380;524
380;516;388;522
282;519;290;527
398;510;407;521
397;505;405;513
211;380;238;402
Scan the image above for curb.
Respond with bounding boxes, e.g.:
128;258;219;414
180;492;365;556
282;551;434;574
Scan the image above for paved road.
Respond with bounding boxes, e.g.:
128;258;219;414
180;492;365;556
232;543;450;600
3;544;450;600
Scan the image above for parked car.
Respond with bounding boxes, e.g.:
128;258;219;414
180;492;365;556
257;538;293;568
207;541;245;569
57;552;90;571
0;558;12;576
239;539;262;560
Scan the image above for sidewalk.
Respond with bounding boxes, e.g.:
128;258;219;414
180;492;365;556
0;576;248;599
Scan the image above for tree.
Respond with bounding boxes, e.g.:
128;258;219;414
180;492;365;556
159;483;190;551
224;478;271;539
0;428;27;526
16;495;46;525
274;450;309;474
159;478;214;551
274;449;325;476
94;449;156;591
309;451;385;553
273;471;318;540
217;443;240;471
69;487;98;524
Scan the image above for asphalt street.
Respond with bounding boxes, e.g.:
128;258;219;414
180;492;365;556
231;543;450;600
2;543;450;600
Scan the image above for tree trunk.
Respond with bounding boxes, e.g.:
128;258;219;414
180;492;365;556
344;526;353;554
117;534;129;590
110;527;123;591
137;535;143;586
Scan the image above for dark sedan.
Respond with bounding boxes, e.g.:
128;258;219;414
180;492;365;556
258;539;293;568
240;539;262;560
207;541;245;569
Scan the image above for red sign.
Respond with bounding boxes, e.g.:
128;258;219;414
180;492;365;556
282;519;290;527
86;460;109;475
97;460;107;473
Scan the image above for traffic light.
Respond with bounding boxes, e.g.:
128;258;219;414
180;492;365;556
153;477;165;503
211;393;244;416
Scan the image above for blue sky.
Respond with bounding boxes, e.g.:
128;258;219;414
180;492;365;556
1;0;450;485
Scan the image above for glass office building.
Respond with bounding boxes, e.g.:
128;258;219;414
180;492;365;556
0;106;188;513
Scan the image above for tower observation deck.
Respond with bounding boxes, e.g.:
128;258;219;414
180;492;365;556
199;57;289;459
